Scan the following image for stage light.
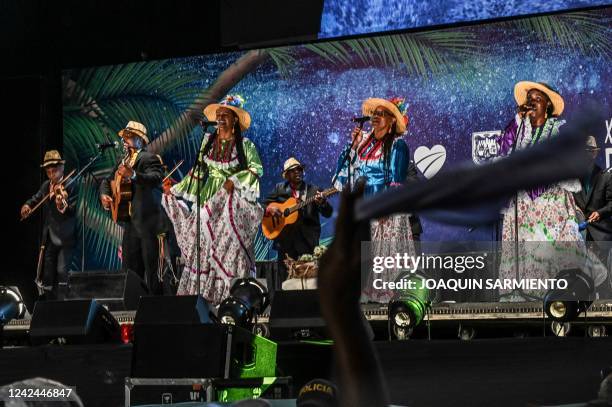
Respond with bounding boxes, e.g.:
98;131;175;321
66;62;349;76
0;286;26;324
120;324;134;344
587;325;606;338
543;268;594;322
388;273;430;339
550;321;571;337
458;325;476;341
218;278;269;330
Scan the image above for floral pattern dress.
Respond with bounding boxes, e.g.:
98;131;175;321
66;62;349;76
334;131;415;303
163;134;263;304
497;115;606;299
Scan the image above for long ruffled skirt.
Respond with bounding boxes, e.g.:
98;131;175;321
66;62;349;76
361;214;415;303
162;189;263;305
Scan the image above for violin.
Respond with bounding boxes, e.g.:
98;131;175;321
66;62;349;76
162;160;183;195
20;169;76;221
51;183;69;213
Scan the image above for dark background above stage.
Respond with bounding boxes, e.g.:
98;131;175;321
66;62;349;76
1;0;324;78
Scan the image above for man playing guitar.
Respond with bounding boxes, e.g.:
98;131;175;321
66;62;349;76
99;121;164;295
264;157;333;283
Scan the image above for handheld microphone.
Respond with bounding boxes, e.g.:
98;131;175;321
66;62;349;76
352;116;371;124
96;141;119;150
518;104;535;113
199;120;218;127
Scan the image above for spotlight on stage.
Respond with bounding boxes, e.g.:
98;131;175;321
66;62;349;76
388;273;431;339
218;278;269;330
0;286;26;324
543;268;594;322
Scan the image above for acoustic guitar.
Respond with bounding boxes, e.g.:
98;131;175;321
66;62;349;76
110;151;133;222
262;187;338;240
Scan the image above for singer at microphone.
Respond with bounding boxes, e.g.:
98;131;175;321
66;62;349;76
517;103;535;115
198;120;218;127
351;116;371;124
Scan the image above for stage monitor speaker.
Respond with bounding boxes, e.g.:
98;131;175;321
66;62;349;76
67;270;148;311
269;289;327;340
134;295;214;325
29;299;121;345
131;324;277;379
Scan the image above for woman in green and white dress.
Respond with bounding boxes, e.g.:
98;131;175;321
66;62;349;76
163;95;264;304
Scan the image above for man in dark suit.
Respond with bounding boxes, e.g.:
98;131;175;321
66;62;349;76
100;121;164;294
21;150;78;300
574;136;612;263
264;157;333;283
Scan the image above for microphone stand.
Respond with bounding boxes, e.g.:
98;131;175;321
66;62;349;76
67;147;109;272
510;115;524;300
507;111;540;301
332;120;366;192
185;124;213;299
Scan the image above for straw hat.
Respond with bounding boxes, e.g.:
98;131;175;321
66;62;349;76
203;94;251;131
282;157;305;179
513;81;564;117
362;96;409;134
41;150;65;168
118;121;149;145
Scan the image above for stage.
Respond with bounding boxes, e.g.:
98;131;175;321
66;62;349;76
1;337;610;406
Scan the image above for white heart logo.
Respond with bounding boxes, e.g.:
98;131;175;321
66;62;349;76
414;145;446;179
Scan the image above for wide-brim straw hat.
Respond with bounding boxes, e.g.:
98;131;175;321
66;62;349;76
362;97;409;134
282;157;305;178
203;94;251;131
513;81;564;117
41;150;65;168
118;121;149;144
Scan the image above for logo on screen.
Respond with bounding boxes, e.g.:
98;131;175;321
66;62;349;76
414;144;446;179
472;130;501;165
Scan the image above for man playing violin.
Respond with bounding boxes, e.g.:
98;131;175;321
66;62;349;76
20;150;78;300
99;121;165;295
264;157;333;284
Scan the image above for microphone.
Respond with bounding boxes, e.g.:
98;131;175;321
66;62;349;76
96;141;119;150
518;104;535;113
352;116;371;124
199;120;218;127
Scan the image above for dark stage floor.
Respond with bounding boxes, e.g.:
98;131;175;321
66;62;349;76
1;337;610;406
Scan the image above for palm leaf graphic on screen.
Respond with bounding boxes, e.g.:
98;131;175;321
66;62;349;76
63;61;201;269
512;11;611;60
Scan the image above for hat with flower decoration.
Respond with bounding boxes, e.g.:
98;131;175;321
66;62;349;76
362;96;409;134
203;94;251;131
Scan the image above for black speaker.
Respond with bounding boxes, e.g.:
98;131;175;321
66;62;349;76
67;270;148;311
131;324;270;378
134;295;214;325
269;289;327;340
29;299;121;345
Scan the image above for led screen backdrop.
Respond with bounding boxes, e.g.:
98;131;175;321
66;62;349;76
319;0;610;38
62;8;612;270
